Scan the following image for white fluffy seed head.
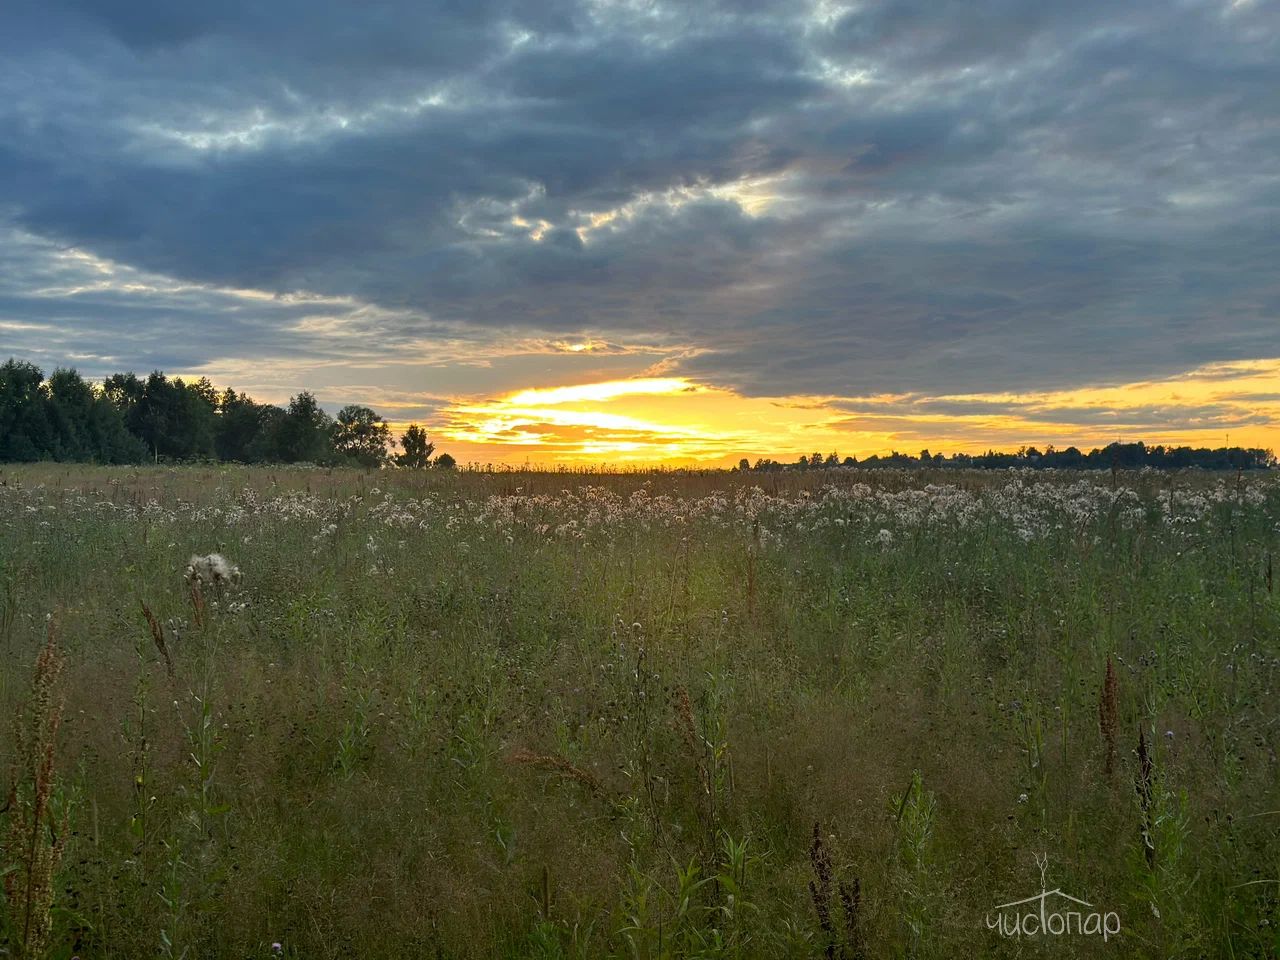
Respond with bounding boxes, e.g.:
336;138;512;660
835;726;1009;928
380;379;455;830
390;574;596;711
185;552;242;586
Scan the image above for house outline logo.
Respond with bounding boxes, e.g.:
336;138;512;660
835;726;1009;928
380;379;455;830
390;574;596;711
985;854;1121;941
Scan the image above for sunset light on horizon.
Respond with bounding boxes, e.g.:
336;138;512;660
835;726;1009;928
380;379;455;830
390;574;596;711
411;356;1280;466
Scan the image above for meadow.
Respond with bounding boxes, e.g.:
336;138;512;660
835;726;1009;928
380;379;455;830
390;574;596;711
0;463;1277;959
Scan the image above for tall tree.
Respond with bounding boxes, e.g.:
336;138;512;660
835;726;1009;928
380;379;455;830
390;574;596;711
50;368;144;463
0;360;53;461
395;424;435;468
45;368;95;460
216;388;279;462
86;391;147;463
273;392;334;463
333;404;391;467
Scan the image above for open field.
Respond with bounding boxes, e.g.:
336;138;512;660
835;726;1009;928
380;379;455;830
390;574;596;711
0;464;1277;958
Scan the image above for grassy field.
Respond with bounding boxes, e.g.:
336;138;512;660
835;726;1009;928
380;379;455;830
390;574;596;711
0;463;1277;958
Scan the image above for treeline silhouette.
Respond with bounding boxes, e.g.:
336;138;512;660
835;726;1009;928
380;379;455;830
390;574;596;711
0;359;454;468
2;358;1272;471
742;442;1276;472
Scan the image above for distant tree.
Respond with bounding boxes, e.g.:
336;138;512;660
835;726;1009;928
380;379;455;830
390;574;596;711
102;372;144;420
125;372;217;461
737;458;751;472
333;404;391;467
216;388;279;462
174;377;219;458
0;360;53;461
45;368;95;460
189;377;219;409
87;392;147;463
435;452;457;470
396;424;436;468
245;404;287;462
1057;446;1085;467
824;451;840;468
274;392;333;463
842;456;857;467
41;367;141;463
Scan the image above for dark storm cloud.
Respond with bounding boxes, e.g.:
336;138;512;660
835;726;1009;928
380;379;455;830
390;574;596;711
1;0;1276;395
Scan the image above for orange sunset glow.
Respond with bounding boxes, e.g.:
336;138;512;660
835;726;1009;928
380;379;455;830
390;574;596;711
418;358;1280;466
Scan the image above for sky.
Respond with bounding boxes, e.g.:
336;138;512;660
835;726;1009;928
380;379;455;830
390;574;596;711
1;0;1277;465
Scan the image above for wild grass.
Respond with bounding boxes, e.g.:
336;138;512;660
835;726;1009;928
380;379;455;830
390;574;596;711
0;462;1276;957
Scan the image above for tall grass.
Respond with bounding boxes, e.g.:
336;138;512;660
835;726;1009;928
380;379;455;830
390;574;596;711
0;462;1276;957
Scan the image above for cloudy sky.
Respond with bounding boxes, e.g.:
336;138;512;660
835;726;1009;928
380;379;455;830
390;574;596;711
3;0;1277;463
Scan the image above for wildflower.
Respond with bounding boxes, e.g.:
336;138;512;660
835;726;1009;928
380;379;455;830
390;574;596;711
1018;793;1029;804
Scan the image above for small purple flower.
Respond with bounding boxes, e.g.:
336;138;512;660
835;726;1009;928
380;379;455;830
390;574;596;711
272;944;283;955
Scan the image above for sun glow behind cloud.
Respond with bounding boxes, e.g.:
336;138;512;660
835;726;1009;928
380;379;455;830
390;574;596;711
433;360;1280;466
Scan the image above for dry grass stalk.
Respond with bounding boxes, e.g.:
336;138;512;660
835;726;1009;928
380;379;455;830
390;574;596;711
1135;728;1155;869
672;685;708;790
506;748;604;797
671;683;716;847
1099;656;1119;777
838;878;864;960
809;821;863;960
809;821;837;959
2;620;69;960
189;577;206;630
140;601;175;681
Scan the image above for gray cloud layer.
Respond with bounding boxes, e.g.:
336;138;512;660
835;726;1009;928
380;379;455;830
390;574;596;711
2;0;1277;396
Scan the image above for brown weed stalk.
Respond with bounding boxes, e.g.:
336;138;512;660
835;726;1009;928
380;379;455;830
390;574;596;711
506;748;604;797
188;577;206;630
809;822;863;959
672;684;715;847
2;620;69;960
1099;656;1119;777
672;685;708;789
838;877;864;960
808;822;837;960
1135;728;1155;869
140;601;175;681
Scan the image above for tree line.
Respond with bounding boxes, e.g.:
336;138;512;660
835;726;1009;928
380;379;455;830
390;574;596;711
741;441;1276;473
0;359;454;468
